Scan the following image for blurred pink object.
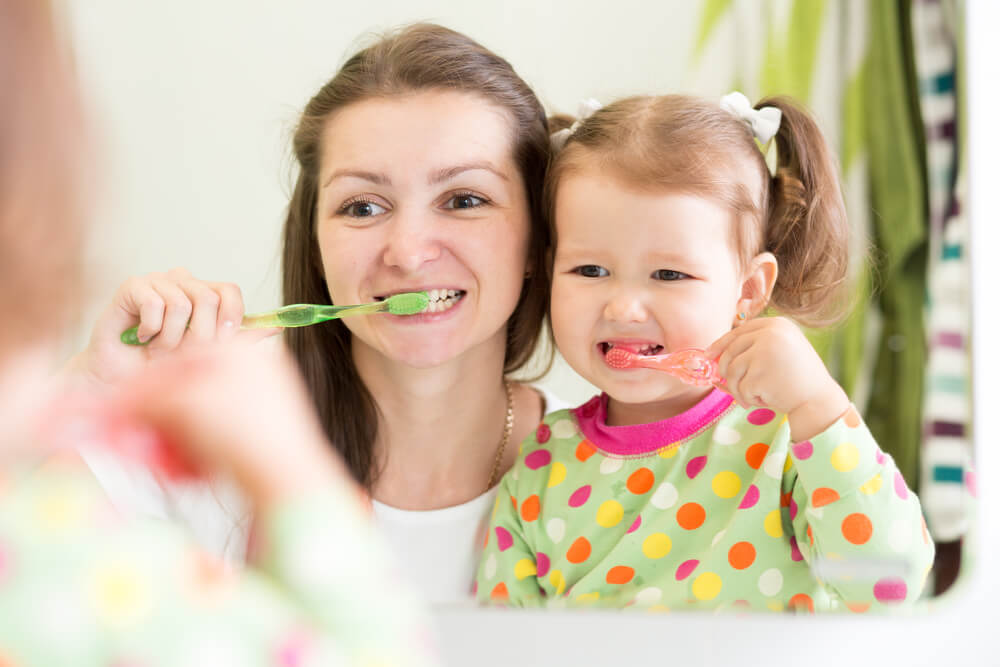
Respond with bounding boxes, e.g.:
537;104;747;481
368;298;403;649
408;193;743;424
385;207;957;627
604;347;722;386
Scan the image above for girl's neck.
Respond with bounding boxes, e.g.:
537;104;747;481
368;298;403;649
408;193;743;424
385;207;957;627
606;386;714;427
353;335;511;510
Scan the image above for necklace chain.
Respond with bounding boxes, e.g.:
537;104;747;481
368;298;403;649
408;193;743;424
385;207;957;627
485;379;514;492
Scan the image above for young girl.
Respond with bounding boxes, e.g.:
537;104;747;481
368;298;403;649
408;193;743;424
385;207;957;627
475;92;935;612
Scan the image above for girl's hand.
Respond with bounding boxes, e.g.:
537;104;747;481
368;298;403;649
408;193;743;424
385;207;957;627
68;268;278;389
706;316;849;442
112;340;351;508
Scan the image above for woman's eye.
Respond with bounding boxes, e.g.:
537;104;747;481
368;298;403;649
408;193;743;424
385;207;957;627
443;193;488;210
573;265;609;278
652;269;688;281
339;199;387;218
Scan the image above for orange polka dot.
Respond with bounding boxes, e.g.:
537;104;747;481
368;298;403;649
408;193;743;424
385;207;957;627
812;487;840;508
847;601;871;613
510;495;517;511
490;582;509;600
807;525;814;545
780;491;792;507
745;443;769;470
520;495;540;522
842;513;873;545
728;541;756;570
567;537;592;564
788;593;814;613
606;566;635;585
676;502;706;530
627;468;655;494
843;405;862;428
575;440;597;462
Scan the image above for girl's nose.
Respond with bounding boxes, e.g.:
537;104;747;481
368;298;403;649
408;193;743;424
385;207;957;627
603;289;649;323
381;212;443;273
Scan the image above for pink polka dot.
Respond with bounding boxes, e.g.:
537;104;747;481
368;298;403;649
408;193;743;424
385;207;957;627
738;484;760;509
569;485;592;508
627;515;642;534
675;559;699;581
873;577;907;603
876;450;887;465
747;409;776;425
536;552;550;578
789;497;798;520
789;536;803;562
525;449;552;470
686;455;708;479
536;424;551;444
791;441;814;460
894;472;909;500
495;526;513;551
276;631;312;667
967;469;978;498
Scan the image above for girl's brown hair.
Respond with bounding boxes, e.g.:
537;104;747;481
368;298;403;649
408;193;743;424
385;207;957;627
545;94;851;327
282;23;552;488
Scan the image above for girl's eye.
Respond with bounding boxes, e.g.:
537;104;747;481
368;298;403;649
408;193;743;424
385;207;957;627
652;269;688;281
573;265;609;278
443;193;488;210
338;198;388;218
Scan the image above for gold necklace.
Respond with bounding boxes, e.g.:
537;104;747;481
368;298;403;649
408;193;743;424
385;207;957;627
485;379;514;492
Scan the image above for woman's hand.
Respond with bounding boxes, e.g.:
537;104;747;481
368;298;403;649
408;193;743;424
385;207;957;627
112;339;352;508
705;316;849;442
69;268;277;388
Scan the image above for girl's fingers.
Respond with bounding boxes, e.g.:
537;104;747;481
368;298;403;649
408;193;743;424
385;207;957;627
715;334;754;380
147;278;193;351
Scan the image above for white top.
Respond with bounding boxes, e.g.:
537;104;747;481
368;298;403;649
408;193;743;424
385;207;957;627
81;384;569;604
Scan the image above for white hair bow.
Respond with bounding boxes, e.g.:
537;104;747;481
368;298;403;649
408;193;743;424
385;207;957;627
550;98;603;151
720;91;782;144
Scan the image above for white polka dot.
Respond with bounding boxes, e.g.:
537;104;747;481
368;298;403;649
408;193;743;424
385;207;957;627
484;553;497;579
551;419;577;439
546;517;566;543
650;482;679;510
888;518;913;553
511;468;519;481
711;530;726;547
713;425;741;445
600;457;623;474
634;587;663;605
758;568;784;597
806;506;824;520
762;451;785;479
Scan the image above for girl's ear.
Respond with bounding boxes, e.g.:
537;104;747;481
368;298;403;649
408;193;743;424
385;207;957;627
739;252;778;318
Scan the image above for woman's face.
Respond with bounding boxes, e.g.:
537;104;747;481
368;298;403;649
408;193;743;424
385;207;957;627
315;90;532;369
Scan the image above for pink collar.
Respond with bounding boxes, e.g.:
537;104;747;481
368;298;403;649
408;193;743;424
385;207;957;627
571;390;734;457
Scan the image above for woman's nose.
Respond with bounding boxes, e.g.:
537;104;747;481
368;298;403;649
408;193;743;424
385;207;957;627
380;212;443;273
603;288;649;323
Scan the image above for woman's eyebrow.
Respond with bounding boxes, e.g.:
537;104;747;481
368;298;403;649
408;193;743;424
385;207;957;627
322;169;390;189
428;162;509;185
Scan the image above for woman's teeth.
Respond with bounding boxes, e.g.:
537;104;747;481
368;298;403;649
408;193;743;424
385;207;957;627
424;289;464;313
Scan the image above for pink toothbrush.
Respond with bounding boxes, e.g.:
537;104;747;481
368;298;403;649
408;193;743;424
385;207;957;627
604;347;723;386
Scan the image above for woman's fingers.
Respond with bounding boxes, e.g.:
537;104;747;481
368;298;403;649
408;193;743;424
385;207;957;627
176;277;222;343
147;277;193;350
209;281;245;340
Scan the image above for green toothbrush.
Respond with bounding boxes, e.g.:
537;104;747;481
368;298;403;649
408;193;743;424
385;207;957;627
120;291;430;346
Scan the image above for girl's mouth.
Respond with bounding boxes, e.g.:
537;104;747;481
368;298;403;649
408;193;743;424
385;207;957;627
599;341;664;357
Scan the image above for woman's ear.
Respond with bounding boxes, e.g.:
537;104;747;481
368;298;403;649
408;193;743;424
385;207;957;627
739;252;778;318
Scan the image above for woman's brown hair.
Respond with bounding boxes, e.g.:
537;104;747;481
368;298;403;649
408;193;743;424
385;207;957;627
282;23;552;489
545;94;851;327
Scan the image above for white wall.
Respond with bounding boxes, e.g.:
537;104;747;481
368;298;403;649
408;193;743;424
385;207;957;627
63;0;703;403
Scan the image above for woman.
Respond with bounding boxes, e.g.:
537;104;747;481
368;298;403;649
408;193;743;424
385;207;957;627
0;1;434;664
71;23;563;603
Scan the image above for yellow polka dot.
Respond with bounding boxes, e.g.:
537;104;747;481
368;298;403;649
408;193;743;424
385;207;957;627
831;443;860;472
860;474;882;495
764;509;784;538
576;591;601;603
514;558;537;580
596;500;624;527
784;454;794;473
659;447;679;459
767;600;784;612
549;569;566;595
547;462;567;488
711;471;742;499
647;604;670;613
642;533;672;559
692;572;722;600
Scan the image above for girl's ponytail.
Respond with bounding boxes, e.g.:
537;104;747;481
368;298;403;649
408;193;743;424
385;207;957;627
760;96;852;327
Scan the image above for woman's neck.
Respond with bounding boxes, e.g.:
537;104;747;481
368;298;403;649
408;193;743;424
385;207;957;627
606;386;714;427
354;337;512;511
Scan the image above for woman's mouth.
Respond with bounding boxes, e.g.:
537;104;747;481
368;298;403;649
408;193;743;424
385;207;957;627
376;289;466;314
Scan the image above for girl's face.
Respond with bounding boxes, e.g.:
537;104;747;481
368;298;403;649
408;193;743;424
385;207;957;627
551;169;747;415
315;91;532;369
